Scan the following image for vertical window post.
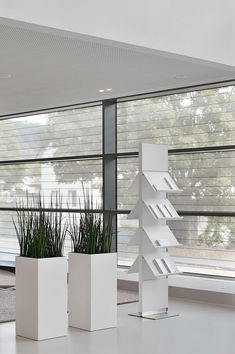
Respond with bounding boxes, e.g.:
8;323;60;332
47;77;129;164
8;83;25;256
103;99;117;252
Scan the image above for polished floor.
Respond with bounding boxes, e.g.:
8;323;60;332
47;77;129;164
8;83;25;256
1;298;235;354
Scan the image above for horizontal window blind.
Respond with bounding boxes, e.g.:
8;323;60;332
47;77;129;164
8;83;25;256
117;85;235;277
0;159;102;209
117;86;235;152
0;105;102;161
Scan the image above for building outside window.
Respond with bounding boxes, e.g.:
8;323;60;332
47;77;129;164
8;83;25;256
68;190;77;208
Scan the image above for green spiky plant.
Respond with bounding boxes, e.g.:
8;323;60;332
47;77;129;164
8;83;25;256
69;187;113;254
13;193;67;258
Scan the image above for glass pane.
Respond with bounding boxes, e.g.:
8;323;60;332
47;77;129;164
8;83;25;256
118;214;235;277
0;211;19;255
117;154;235;277
0;210;75;258
0;157;102;259
117;157;138;210
0;159;102;208
169;216;235;277
169;150;235;212
117;151;235;213
118;86;235;152
118;214;138;267
0;105;102;161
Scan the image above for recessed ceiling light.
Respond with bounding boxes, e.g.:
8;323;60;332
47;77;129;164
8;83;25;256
99;88;112;93
0;73;12;79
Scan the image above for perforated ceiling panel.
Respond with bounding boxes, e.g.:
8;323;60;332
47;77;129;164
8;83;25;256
0;18;234;116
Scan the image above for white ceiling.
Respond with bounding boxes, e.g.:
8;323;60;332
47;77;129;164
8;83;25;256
0;17;235;116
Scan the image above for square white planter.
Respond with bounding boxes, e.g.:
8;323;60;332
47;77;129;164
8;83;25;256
16;256;68;341
68;252;117;331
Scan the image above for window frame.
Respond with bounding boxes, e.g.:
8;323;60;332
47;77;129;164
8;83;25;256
0;81;234;279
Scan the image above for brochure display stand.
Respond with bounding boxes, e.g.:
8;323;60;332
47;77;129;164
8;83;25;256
128;143;182;320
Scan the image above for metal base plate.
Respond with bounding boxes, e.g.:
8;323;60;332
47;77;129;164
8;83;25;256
128;312;179;320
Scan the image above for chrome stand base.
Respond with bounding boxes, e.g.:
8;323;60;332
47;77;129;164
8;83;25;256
128;312;179;320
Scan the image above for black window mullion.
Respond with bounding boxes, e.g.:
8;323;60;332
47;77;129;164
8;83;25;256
102;100;117;252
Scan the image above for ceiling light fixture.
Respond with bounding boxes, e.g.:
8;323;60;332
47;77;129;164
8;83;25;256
99;88;112;93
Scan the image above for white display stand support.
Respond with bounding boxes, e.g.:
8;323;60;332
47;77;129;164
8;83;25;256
128;143;182;320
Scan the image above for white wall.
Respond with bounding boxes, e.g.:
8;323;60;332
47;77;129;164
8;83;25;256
0;0;234;67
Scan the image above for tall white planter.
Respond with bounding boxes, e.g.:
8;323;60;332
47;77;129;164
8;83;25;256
16;256;68;340
68;252;117;331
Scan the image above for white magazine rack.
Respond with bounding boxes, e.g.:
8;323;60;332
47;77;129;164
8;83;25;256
128;143;182;320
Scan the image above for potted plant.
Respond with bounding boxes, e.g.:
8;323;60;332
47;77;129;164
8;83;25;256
68;189;117;331
13;194;68;341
